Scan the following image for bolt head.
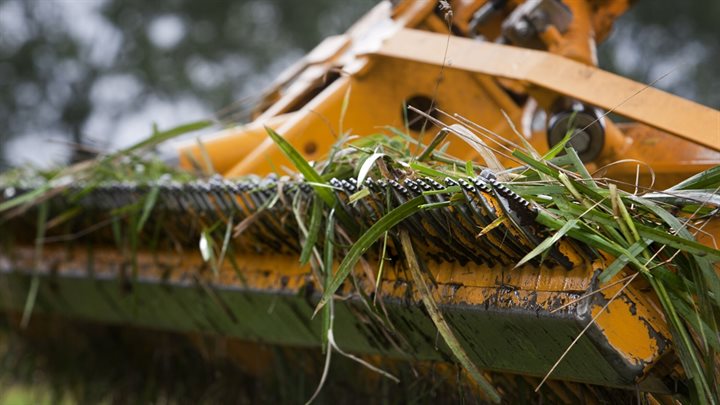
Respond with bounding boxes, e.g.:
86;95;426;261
568;130;591;152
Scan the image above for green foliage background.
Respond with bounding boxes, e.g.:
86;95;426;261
0;0;717;169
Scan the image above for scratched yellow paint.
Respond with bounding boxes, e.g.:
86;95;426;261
7;242;670;373
592;283;664;367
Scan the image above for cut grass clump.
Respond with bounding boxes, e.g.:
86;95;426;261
267;124;720;404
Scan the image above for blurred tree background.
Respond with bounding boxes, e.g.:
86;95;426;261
0;0;717;170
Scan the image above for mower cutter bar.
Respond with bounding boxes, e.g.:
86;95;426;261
1;173;581;270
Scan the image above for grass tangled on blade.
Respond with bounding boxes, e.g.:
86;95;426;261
0;119;718;404
267;125;720;404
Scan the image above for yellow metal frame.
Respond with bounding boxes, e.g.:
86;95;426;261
1;240;672;390
177;0;718;188
169;2;720;387
6;0;709;397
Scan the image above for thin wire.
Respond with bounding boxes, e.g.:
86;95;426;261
591;159;657;192
411;5;454;161
435;108;523;154
564;66;681;148
407;105;526;167
549;274;636;314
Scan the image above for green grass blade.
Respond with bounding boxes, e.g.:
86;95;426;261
669;165;720;191
543;132;571;160
543;112;577;160
409;161;451;178
339;85;351;136
556;198;720;260
417;129;449;162
513;150;559;178
507;185;566;195
321;209;335;352
630;195;720;306
651;278;714;401
635;224;720;260
477;215;506;237
265;126;353;227
422;185;461;195
118;120;213;156
348;188;370;204
0;183;51;213
598;239;652;283
535;210;649;273
400;231;500;403
501;109;540;158
195;137;216;175
20;201;48;329
515;219;578;268
20;276;40;329
217;216;234;270
299;198;323;266
315;195;425;315
136;184;159;233
564;146;597;187
465;160;474;176
45;205;82;229
374;232;389;292
672;293;720;352
419;201;456;210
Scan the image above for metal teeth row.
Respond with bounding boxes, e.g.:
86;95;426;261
414;179;433;192
480;175;574;268
333;174;541;266
329;178;344;194
62;178;312;213
388;179;410;197
414;177;492;265
4;173;577;269
485;178;534;213
469;177;493;193
402;179;421;195
484;176;537;227
425;177;445;191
